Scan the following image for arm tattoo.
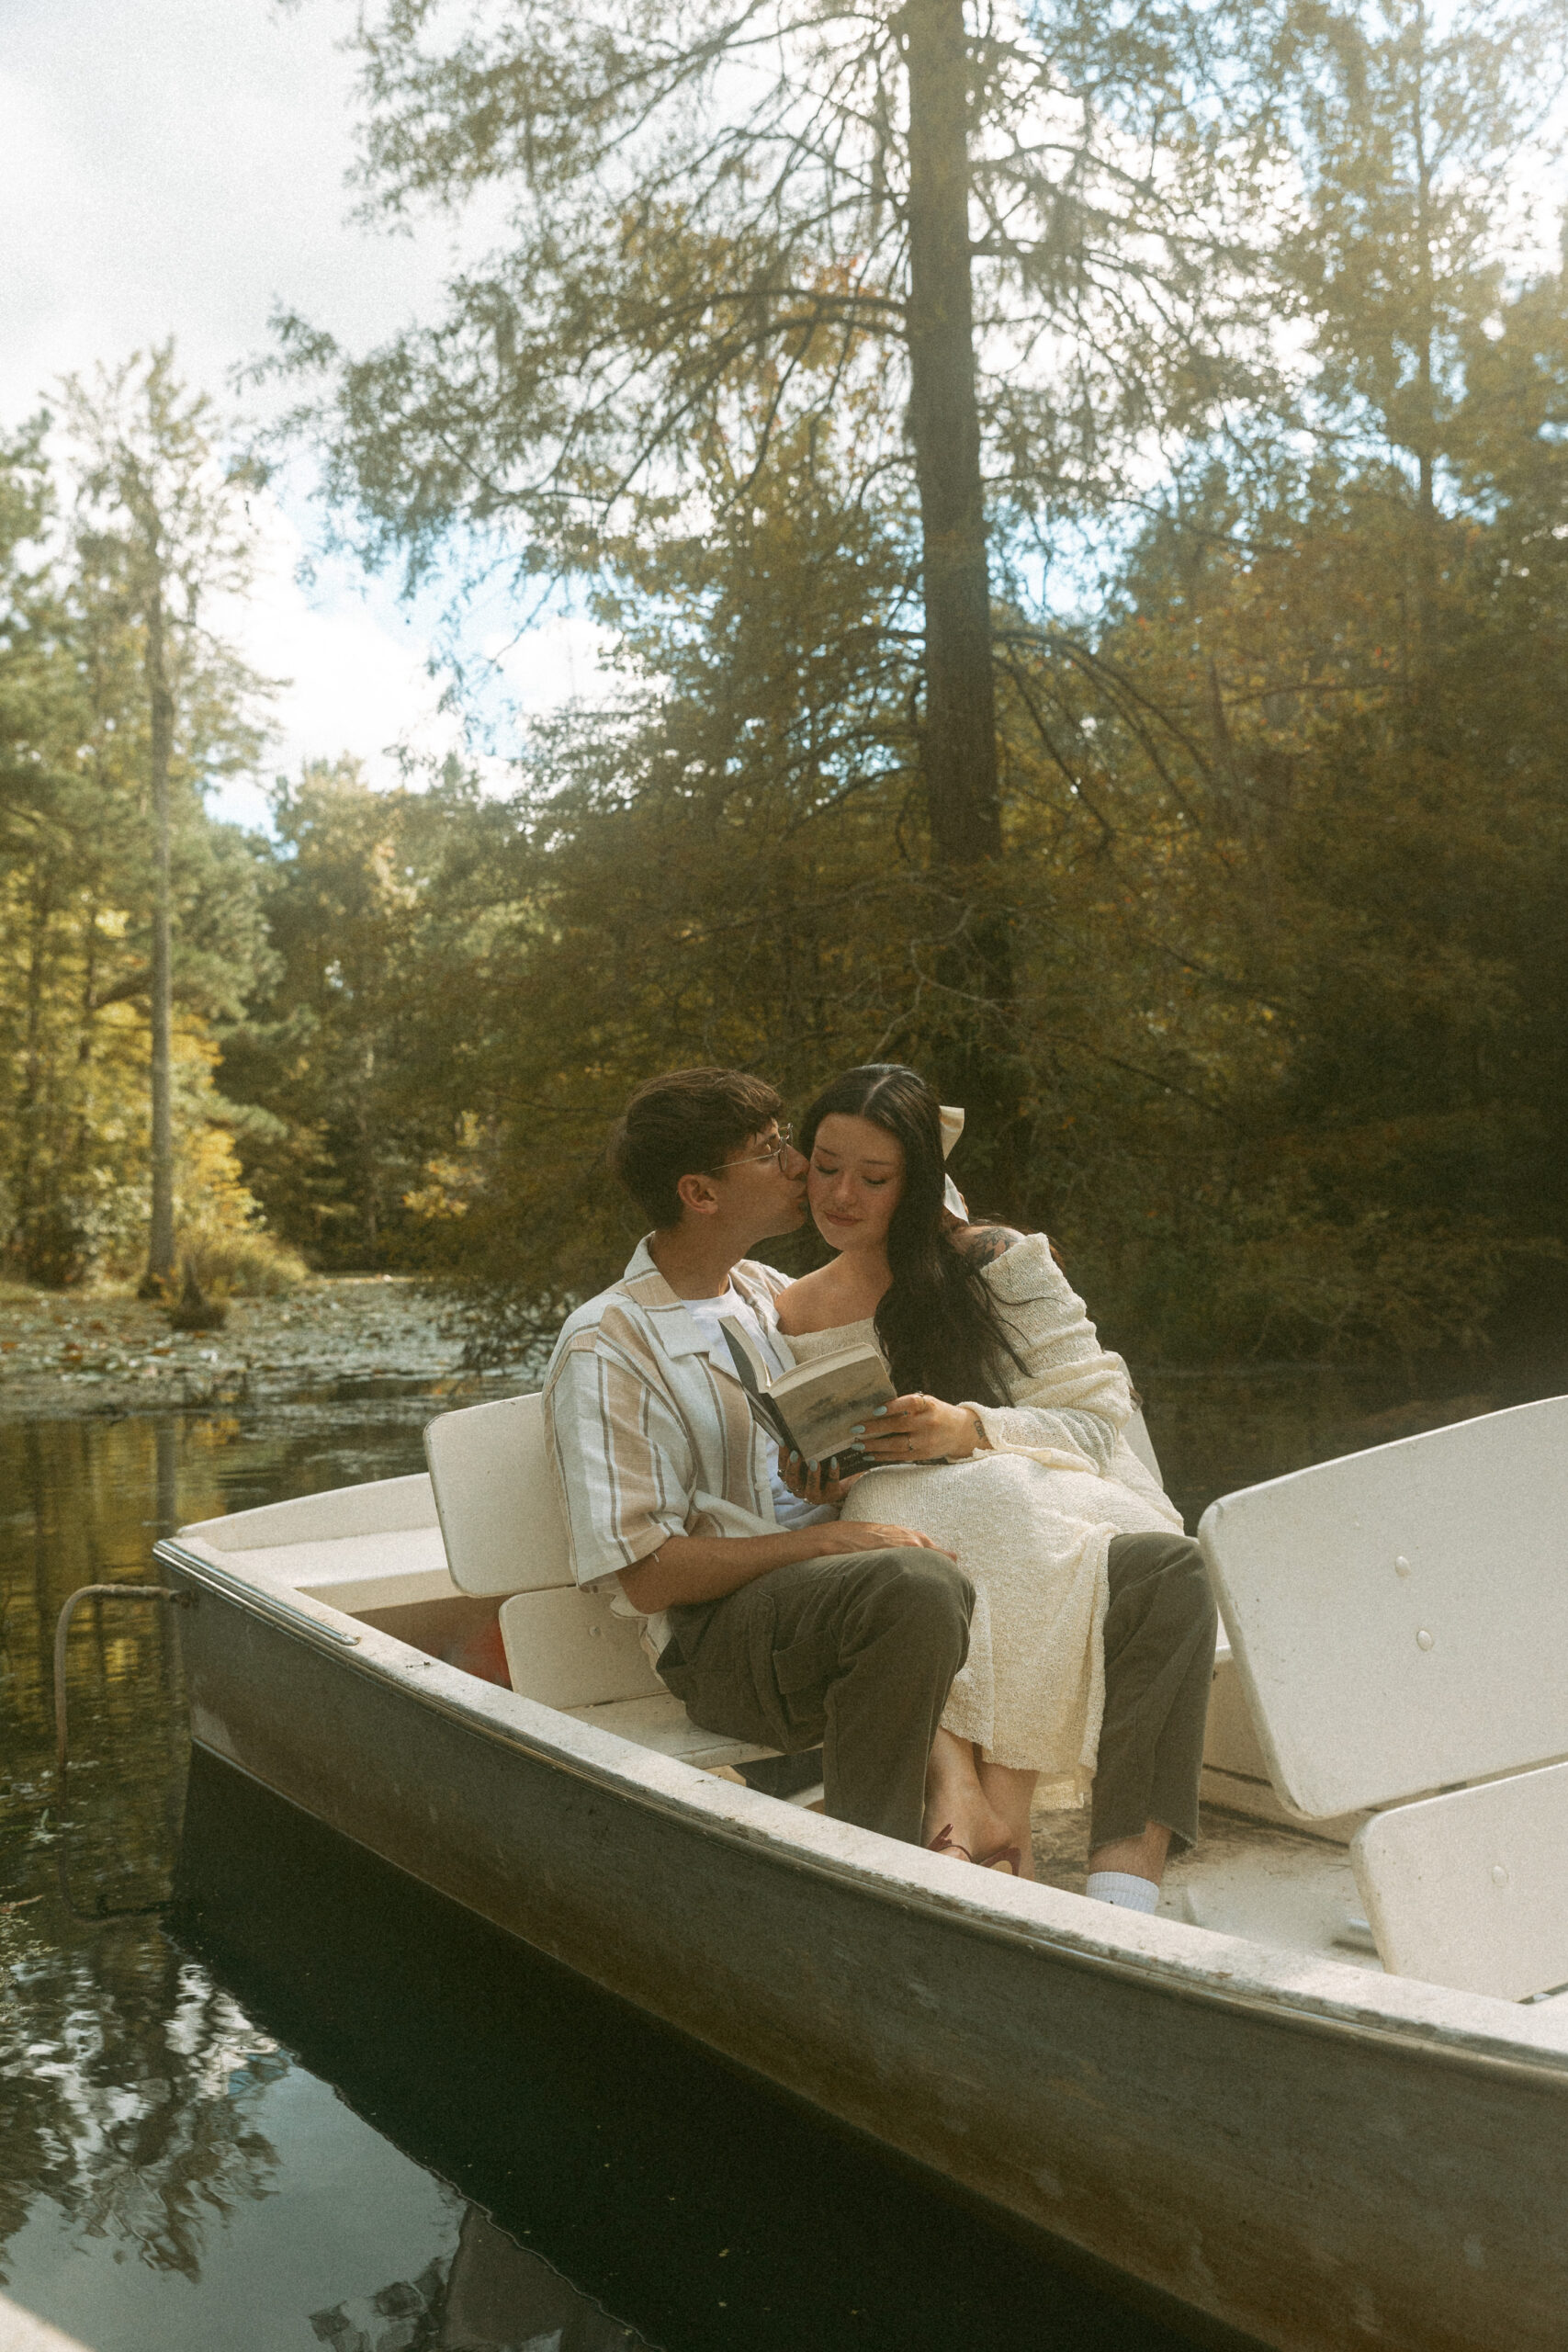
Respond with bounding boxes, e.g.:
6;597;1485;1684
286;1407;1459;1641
965;1225;1027;1266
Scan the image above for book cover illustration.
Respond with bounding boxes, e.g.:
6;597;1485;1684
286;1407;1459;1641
717;1317;897;1470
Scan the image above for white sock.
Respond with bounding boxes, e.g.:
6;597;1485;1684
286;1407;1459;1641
1086;1870;1160;1914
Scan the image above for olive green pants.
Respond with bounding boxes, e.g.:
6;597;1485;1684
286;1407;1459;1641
655;1545;975;1846
656;1530;1214;1855
1091;1532;1218;1854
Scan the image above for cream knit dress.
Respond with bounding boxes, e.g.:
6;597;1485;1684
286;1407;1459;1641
783;1234;1183;1801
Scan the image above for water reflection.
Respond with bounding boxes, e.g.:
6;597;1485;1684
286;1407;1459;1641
0;1937;280;2284
1;1399;1211;2350
5;1370;1534;2350
310;2209;650;2351
3;1401;658;2352
174;1748;1197;2352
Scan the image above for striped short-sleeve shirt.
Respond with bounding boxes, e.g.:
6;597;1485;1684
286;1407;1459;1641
542;1238;793;1606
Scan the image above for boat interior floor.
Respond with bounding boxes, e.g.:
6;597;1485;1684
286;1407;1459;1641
1032;1803;1383;1973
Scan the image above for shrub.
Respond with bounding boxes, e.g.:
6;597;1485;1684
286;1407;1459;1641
179;1222;310;1298
168;1261;229;1332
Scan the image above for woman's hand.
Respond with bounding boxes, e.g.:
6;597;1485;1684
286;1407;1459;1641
851;1393;987;1464
780;1450;864;1510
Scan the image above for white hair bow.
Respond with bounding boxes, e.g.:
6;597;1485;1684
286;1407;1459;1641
940;1104;968;1216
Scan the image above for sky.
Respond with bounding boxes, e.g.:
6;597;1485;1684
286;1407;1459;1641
1;0;609;826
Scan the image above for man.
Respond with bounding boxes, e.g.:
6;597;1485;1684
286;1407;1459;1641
543;1066;973;1845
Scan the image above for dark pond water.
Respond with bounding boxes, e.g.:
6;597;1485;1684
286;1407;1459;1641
0;1365;1537;2351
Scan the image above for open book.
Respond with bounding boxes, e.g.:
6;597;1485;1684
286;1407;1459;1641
719;1317;897;1471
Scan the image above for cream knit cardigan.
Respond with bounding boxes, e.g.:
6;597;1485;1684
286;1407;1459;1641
829;1232;1183;1794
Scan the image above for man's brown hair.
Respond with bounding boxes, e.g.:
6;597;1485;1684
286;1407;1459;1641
609;1068;783;1228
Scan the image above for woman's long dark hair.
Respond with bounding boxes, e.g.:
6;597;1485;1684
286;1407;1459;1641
799;1065;1026;1408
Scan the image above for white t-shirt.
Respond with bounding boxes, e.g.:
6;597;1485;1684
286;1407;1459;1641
681;1286;833;1532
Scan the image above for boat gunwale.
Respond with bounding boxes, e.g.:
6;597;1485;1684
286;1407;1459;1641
157;1535;1568;2092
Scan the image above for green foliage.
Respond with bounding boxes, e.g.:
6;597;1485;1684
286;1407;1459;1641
339;143;1568;1368
220;757;516;1267
245;322;1564;1373
0;367;280;1286
985;240;1568;1360
7;0;1568;1383
220;0;1564;1374
265;0;1282;638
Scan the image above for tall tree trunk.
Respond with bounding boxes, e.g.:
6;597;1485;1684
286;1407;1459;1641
905;0;999;868
16;869;52;1277
904;0;1024;1206
141;562;177;1294
1409;0;1438;716
360;1040;378;1256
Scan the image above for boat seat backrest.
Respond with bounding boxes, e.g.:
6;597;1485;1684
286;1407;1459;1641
1123;1407;1162;1486
1199;1396;1568;1821
1351;1761;1568;2002
423;1392;573;1598
427;1393;675;1719
421;1393;777;1766
497;1587;665;1712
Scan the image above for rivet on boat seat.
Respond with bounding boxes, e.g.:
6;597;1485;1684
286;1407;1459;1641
1351;1763;1568;2001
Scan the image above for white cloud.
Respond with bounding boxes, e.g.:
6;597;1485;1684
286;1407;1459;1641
208;499;466;828
481;613;625;717
1;0;613;815
0;0;450;426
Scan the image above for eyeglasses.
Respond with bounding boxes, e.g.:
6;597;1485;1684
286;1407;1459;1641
718;1124;795;1170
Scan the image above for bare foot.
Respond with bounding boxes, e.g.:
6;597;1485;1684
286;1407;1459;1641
923;1729;1015;1870
976;1759;1039;1882
933;1827;1020;1874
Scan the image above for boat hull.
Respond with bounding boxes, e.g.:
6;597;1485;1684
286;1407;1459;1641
162;1544;1568;2352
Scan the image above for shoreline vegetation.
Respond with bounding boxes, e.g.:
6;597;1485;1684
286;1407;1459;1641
0;1274;535;1423
0;1267;1517;1537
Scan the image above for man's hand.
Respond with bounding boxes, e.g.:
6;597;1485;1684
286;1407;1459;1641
617;1514;954;1615
803;1519;954;1559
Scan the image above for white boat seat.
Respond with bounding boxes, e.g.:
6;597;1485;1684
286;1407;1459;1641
558;1690;777;1770
1201;1396;1568;1818
498;1583;663;1711
1114;1408;1297;1822
429;1390;784;1770
1353;1761;1568;2002
1200;1395;1568;1997
179;1472;440;1554
231;1526;455;1614
425;1393;574;1595
173;1503;458;1617
1123;1406;1162;1484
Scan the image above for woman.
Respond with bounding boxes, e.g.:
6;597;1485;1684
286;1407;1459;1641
774;1064;1202;1894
